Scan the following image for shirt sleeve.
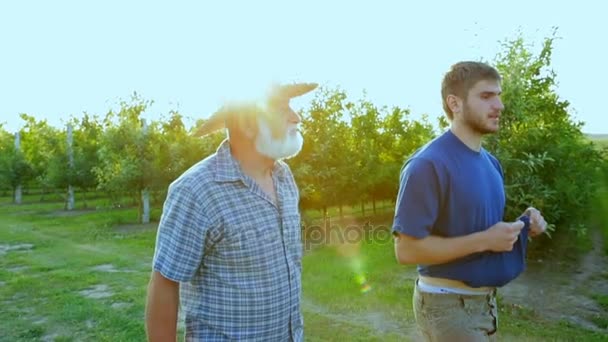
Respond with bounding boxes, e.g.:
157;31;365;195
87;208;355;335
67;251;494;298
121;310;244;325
392;157;441;239
487;153;505;180
152;179;209;282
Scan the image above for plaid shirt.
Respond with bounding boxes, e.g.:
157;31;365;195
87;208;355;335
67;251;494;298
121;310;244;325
152;139;303;341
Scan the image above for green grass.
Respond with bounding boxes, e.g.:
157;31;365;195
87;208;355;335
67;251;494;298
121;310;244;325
590;294;608;329
1;197;607;341
0;203;158;341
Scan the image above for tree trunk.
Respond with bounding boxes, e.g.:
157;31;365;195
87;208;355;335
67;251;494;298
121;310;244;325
67;124;75;210
14;132;22;204
142;188;150;223
14;186;22;204
140;118;149;223
67;185;75;210
372;198;377;215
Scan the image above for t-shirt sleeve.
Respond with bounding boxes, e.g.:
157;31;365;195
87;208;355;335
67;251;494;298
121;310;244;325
392;158;441;239
152;180;209;282
488;153;504;180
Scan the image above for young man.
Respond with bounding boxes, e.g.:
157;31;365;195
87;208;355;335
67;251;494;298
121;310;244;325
392;61;547;341
145;83;317;341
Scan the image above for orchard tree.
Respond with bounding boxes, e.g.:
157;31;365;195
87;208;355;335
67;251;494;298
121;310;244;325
378;107;435;206
486;31;604;233
0;126;34;202
18;114;62;199
69;114;103;207
346;97;384;215
95;94;161;223
292;87;355;220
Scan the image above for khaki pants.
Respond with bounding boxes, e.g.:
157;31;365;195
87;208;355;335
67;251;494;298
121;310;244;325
413;280;498;342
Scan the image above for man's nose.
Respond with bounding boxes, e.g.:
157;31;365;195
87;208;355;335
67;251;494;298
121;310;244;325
495;98;505;111
288;108;301;124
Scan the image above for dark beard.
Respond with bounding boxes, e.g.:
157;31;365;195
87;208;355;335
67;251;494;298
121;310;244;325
463;103;497;135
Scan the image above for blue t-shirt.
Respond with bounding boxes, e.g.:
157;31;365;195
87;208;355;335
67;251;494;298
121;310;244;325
392;129;529;287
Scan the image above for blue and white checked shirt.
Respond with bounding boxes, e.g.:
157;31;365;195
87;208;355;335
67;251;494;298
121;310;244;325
152;139;303;341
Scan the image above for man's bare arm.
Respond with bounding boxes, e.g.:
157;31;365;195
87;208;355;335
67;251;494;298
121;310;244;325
145;271;180;342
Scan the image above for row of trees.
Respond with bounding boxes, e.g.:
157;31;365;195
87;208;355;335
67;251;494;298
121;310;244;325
1;34;605;234
0;90;433;222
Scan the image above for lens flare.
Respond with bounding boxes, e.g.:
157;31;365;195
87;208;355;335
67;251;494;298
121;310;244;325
336;241;372;294
355;273;372;293
327;220;373;294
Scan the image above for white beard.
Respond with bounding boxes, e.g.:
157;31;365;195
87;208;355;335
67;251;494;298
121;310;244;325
255;119;303;160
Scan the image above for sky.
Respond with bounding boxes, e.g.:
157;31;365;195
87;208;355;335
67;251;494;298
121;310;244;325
1;1;607;134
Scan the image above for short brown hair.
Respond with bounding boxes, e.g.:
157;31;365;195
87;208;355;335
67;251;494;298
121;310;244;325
441;61;501;120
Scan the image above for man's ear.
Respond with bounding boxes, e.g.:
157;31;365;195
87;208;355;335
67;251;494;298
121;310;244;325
226;113;257;140
243;116;258;140
240;116;257;139
446;94;462;116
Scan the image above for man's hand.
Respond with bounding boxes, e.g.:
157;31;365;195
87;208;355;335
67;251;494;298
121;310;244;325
483;221;525;252
524;207;547;237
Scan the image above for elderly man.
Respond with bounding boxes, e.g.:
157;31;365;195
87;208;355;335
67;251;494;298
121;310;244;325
145;83;318;341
